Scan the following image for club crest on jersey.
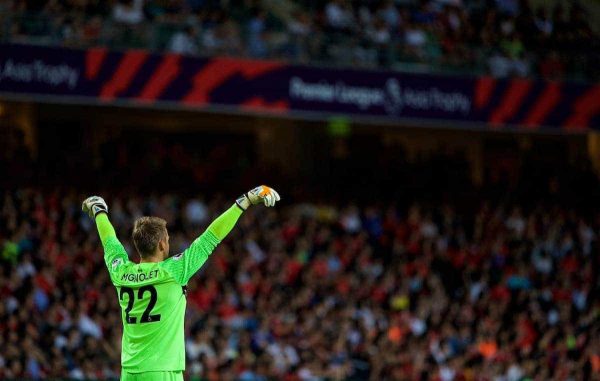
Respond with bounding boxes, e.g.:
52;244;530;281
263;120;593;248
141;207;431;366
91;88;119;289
112;258;123;270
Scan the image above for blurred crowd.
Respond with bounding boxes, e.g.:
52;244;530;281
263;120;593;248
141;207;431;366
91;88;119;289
1;0;599;79
1;187;599;380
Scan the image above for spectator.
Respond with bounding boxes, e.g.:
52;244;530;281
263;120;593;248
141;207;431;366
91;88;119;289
325;0;354;32
168;25;199;55
367;18;391;47
286;10;312;60
1;184;600;379
2;0;599;79
377;0;401;31
488;32;529;77
112;0;144;25
246;8;268;58
404;21;428;59
534;7;552;37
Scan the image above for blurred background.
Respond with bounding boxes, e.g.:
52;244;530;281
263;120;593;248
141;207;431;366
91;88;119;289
1;0;600;380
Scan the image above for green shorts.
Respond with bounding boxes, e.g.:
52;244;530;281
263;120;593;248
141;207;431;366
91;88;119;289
121;370;184;381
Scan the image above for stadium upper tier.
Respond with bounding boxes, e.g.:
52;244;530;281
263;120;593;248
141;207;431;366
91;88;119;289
1;0;598;81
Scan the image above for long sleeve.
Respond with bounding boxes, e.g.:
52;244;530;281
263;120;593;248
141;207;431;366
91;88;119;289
160;204;243;285
96;213;129;277
206;204;243;240
96;213;117;243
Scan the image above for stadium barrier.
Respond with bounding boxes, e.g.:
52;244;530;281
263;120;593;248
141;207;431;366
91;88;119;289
0;43;598;130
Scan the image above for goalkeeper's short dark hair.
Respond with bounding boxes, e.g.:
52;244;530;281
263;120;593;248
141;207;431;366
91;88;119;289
132;216;167;258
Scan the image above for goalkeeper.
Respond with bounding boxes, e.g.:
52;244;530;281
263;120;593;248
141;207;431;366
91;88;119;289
82;186;280;381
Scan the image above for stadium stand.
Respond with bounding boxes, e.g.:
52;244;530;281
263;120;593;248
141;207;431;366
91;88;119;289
1;131;600;380
1;187;599;380
1;0;599;379
1;0;599;80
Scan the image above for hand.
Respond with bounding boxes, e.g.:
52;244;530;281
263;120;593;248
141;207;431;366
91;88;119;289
235;185;281;211
82;196;108;218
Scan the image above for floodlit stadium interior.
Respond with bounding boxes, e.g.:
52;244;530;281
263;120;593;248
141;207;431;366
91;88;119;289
1;0;600;380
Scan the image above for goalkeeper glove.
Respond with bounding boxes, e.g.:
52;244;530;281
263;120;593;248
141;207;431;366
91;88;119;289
235;185;281;211
82;196;108;218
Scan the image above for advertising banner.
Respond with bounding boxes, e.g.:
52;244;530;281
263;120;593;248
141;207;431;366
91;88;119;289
0;44;598;130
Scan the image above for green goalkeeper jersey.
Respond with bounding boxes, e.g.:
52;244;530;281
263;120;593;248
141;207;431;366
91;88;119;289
95;205;242;373
102;231;220;372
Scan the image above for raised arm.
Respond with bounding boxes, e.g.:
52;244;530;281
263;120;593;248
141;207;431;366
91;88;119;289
96;213;117;243
161;186;280;285
206;204;244;240
82;196;129;274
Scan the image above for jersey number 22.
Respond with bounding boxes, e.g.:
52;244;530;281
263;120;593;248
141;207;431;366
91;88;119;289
120;286;162;324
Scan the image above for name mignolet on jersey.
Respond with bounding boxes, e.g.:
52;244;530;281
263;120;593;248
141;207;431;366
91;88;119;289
121;269;160;282
96;204;237;374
